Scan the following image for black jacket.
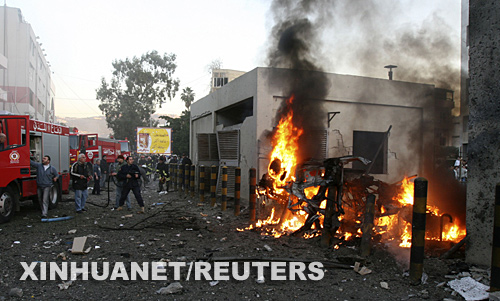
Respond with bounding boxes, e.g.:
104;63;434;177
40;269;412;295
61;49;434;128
117;163;142;188
156;162;169;178
100;159;109;174
71;162;92;190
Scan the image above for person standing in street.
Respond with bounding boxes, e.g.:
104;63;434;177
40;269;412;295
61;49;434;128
117;156;146;213
30;155;59;218
100;155;109;190
93;159;101;195
110;155;131;210
71;154;92;213
156;156;170;193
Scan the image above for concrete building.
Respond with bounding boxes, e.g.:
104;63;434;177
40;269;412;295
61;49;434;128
210;69;245;93
0;6;55;122
190;67;454;200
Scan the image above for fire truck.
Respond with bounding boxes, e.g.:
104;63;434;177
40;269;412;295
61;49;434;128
0;114;71;223
69;131;131;165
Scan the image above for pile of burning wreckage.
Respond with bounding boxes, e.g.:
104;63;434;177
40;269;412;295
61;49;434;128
238;96;466;255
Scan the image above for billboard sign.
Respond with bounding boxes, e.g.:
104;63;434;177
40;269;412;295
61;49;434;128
136;127;172;154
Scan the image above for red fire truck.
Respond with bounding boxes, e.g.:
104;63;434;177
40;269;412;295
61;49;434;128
69;131;130;165
0;114;71;223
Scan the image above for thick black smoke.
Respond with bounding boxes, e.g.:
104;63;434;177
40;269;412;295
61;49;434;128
266;0;464;228
267;1;332;161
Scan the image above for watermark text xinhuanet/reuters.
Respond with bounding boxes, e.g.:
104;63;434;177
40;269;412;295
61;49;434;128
20;261;325;281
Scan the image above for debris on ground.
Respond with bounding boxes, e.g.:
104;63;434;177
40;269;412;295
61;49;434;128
156;282;183;295
447;276;489;301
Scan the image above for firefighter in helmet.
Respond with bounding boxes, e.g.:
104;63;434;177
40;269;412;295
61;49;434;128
156;156;170;193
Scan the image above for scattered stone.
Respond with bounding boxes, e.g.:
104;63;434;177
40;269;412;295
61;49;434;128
156;282;183;294
9;288;23;297
263;244;273;252
421;272;428;284
353;262;372;275
57;252;67;260
436;282;446;287
58;280;73;290
68;229;77;234
380;282;389;289
209;281;219;286
418;289;429;299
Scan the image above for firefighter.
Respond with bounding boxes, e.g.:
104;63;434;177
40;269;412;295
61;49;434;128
116;156;145;213
71;154;93;213
156;156;170;193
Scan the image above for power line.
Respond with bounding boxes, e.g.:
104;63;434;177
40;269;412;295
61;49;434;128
53;72;102;115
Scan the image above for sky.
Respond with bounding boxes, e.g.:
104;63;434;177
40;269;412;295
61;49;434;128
7;0;462;119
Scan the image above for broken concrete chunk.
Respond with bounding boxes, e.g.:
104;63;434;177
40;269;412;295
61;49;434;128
68;229;77;234
358;266;372;275
354;262;372;275
9;288;23;297
353;262;361;272
71;236;88;254
58;280;73;290
57;252;67;261
156;282;183;294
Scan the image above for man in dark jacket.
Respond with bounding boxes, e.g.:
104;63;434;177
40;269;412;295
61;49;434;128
92;159;101;195
156;156;170;193
71;154;92;213
110;155;131;210
117;156;145;213
99;155;109;190
30;155;59;218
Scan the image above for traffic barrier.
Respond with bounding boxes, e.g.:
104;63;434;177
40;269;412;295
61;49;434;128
190;165;195;197
210;165;217;207
221;166;228;211
249;168;256;221
199;165;205;202
234;167;241;216
410;177;428;285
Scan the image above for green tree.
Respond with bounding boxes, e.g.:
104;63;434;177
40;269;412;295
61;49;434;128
160;110;190;156
96;50;180;148
180;87;195;109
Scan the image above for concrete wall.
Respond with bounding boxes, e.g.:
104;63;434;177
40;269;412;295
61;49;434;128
466;0;500;266
191;67;437;202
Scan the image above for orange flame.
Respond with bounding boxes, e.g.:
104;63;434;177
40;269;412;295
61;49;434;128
376;177;466;248
268;96;303;193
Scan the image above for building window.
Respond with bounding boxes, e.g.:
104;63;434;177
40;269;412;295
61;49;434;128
352;130;388;174
213;77;229;88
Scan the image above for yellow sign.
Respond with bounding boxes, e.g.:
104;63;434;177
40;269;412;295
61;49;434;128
136;127;172;154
